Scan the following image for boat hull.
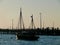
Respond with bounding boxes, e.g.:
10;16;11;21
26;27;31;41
16;34;39;41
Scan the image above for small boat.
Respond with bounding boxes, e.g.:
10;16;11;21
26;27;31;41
16;32;39;41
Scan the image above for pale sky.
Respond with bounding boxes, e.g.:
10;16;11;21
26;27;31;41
0;0;60;29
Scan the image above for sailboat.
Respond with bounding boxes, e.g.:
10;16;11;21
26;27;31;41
16;31;39;41
16;8;39;41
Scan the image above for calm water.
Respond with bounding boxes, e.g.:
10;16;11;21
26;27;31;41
0;34;60;45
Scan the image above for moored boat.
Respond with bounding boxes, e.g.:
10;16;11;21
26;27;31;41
16;32;39;41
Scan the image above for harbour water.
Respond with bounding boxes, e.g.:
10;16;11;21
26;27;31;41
0;34;60;45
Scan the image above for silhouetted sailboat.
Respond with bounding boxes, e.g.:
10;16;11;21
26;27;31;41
16;32;39;41
16;8;39;41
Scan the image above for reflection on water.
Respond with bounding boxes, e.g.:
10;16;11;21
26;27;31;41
0;34;60;45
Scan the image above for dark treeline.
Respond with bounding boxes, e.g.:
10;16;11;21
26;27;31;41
0;27;60;36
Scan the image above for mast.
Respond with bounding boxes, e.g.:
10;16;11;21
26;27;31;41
31;15;33;29
12;19;13;29
43;21;44;28
19;8;25;29
20;8;22;29
31;14;35;29
40;13;42;29
53;21;54;28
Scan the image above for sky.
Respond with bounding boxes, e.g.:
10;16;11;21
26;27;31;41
0;0;60;29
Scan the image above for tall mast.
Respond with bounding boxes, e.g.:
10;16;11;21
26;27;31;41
19;8;25;29
20;8;22;29
40;13;42;29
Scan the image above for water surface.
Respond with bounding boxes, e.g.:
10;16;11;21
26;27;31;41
0;34;60;45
